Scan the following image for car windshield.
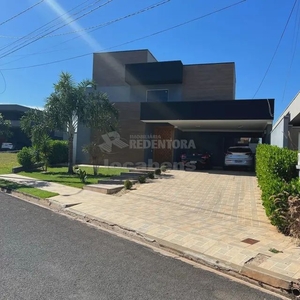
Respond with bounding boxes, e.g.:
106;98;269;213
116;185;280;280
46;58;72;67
228;147;251;153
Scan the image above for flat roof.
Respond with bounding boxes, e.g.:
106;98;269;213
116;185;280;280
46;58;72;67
0;104;32;111
93;49;234;67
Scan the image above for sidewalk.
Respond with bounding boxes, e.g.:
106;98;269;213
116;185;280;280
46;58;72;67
1;171;300;292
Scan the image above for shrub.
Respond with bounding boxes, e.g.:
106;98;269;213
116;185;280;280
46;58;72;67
287;194;300;240
75;168;87;183
160;165;167;172
148;172;155;179
154;168;161;175
256;144;297;210
256;144;297;186
124;179;133;190
17;147;35;170
48;140;68;165
138;175;147;184
256;144;299;233
268;179;300;235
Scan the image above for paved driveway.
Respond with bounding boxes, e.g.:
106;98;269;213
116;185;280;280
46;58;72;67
62;169;300;279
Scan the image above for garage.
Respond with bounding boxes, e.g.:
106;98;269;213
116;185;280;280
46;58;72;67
140;99;274;168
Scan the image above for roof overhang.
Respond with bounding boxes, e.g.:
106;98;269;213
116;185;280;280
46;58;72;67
140;100;274;132
143;119;272;132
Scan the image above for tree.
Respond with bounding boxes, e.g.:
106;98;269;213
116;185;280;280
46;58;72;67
20;109;52;170
46;72;119;174
83;92;119;175
38;134;52;172
0;113;11;138
20;109;49;147
82;142;103;176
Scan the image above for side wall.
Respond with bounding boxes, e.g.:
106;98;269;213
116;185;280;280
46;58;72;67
288;126;300;150
271;116;289;148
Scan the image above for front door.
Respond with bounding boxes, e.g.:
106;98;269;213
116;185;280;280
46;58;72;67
153;126;174;165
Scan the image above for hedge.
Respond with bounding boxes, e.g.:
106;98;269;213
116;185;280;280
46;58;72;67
48;140;68;165
256;144;299;232
17;140;68;169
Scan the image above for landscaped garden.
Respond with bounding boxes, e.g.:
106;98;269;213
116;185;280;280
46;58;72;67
0;152;58;198
0;72;155;197
19;166;128;189
0;152;128;195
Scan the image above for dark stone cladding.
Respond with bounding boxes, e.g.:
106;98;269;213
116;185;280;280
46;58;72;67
140;99;274;121
125;61;183;85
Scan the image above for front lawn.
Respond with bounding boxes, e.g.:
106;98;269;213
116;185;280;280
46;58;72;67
0;152;18;174
0;179;58;199
20;166;128;188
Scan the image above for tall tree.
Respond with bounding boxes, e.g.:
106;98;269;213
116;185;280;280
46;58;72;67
20;109;51;170
0;113;11;139
45;72;118;174
20;109;49;147
83;92;119;175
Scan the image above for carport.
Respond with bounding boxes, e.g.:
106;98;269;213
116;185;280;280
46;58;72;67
140;99;274;166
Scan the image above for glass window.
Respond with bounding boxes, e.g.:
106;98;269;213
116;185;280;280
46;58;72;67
146;90;168;102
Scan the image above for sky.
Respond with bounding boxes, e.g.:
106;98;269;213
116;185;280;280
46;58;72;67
0;0;299;122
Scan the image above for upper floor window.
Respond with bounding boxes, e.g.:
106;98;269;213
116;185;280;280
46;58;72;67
146;89;168;102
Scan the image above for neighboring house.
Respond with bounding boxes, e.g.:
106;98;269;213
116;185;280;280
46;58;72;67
271;91;300;150
0;104;31;149
76;49;274;167
0;104;64;150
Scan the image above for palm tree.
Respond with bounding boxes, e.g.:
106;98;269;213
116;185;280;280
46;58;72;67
45;72;118;174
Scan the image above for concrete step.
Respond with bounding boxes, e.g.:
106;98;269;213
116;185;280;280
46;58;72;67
98;179;138;185
128;170;151;174
135;167;157;172
83;184;124;194
112;174;144;180
120;172;149;177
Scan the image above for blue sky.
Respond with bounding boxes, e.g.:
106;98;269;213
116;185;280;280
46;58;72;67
0;0;299;122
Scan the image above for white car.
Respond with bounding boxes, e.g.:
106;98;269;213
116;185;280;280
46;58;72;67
224;146;254;170
1;142;14;150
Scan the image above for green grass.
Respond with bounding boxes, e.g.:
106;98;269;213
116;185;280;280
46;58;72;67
0;152;18;174
0;179;58;199
20;166;129;188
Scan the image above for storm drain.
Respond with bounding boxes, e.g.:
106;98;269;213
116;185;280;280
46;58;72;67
241;238;260;245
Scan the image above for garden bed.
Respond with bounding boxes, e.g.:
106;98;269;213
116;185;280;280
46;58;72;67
19;166;129;189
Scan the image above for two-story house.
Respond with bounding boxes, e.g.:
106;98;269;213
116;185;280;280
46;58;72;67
75;49;274;168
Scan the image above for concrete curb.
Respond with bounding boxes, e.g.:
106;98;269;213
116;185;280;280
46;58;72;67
240;265;292;290
66;207;299;296
0;189;64;211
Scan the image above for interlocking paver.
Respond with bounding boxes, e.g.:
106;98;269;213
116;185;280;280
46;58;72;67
2;170;300;283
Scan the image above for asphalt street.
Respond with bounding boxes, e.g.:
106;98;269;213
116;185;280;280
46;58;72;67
0;193;286;300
